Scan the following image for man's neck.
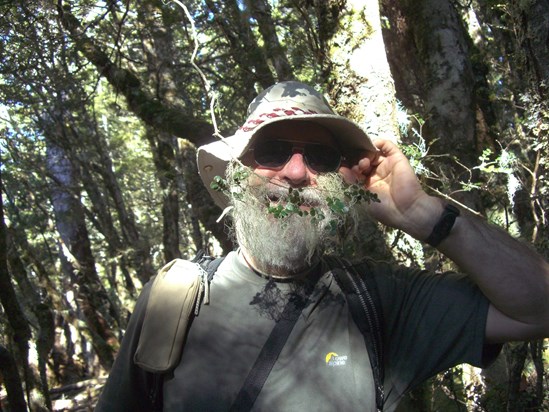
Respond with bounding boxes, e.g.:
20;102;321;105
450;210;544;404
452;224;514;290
239;248;319;281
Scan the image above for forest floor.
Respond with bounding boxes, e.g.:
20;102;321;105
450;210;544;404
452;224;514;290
50;377;106;411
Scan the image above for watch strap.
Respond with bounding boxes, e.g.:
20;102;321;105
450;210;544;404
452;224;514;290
425;204;460;247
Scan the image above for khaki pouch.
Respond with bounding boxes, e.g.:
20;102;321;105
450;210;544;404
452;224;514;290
134;259;204;373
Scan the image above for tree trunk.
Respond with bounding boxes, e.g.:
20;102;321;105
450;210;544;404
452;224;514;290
327;0;400;141
524;0;549;86
247;0;294;80
46;140;118;369
139;0;235;258
505;342;528;412
137;3;184;261
529;340;545;410
412;0;478;162
6;231;54;411
143;129;182;262
81;131;155;285
321;0;398;261
0;175;31;397
383;0;490;209
0;344;28;412
475;0;549;91
206;0;275;91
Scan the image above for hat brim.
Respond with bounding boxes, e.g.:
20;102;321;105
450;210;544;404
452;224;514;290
197;115;377;209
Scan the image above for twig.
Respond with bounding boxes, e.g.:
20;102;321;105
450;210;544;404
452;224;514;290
426;185;483;217
169;0;224;140
49;377;107;395
529;150;541;243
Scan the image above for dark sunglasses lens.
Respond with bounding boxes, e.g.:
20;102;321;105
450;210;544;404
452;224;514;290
254;140;292;168
305;144;341;172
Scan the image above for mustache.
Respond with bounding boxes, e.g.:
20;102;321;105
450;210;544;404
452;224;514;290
260;182;324;207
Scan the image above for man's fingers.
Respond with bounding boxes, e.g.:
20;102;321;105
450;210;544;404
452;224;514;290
357;157;372;173
373;139;399;156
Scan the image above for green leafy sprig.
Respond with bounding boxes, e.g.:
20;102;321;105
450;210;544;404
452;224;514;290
210;168;250;201
211;169;379;224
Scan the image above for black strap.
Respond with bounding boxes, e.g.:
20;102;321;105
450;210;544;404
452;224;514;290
326;257;385;411
203;257;224;281
425;203;460;247
193;251;225;281
229;271;321;412
149;373;163;412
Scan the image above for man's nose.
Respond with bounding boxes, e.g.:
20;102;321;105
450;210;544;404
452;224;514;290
280;152;313;186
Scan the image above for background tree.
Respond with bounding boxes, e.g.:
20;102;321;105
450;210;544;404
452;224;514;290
0;0;547;410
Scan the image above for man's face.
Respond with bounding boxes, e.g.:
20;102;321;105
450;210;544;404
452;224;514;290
241;120;357;193
227;121;361;274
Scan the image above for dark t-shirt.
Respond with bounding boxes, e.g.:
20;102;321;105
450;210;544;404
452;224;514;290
96;251;499;412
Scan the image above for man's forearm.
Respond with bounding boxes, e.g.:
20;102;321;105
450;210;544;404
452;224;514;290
358;138;549;336
436;205;549;330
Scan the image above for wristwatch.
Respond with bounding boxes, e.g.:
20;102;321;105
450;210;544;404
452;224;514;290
425;204;460;247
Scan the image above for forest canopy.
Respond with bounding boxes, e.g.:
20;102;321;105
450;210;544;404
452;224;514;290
0;0;548;410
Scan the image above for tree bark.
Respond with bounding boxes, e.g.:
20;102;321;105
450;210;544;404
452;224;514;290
524;0;549;87
381;0;493;214
322;0;398;261
475;0;549;92
412;0;478;161
247;0;294;80
46;140;118;369
326;0;400;141
505;342;529;412
386;0;487;159
0;173;32;391
6;230;54;410
529;340;545;410
0;344;28;412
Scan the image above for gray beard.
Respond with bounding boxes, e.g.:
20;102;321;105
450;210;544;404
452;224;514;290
227;164;358;274
234;202;324;273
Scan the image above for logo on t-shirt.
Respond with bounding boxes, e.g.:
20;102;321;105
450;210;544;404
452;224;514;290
325;352;348;367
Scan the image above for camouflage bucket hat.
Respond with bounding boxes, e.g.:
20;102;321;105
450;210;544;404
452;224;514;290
197;81;377;209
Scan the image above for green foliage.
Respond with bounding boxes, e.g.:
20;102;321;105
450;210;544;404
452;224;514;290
211;169;379;232
475;148;515;174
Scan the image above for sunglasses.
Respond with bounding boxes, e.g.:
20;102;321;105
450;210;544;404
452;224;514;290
251;137;343;173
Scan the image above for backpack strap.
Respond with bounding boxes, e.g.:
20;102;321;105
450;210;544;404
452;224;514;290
325;256;385;411
229;266;323;412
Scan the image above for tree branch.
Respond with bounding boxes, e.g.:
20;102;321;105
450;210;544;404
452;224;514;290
55;1;215;146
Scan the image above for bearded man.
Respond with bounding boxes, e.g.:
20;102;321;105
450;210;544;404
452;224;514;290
96;81;549;412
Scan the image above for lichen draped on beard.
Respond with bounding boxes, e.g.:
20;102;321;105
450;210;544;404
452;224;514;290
225;162;359;274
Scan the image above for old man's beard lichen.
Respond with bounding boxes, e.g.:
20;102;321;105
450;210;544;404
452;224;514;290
226;162;359;274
